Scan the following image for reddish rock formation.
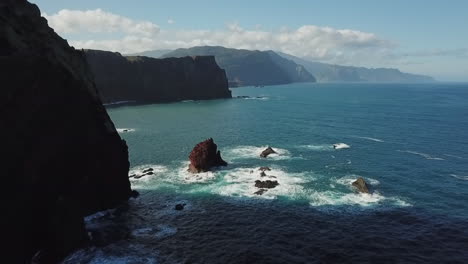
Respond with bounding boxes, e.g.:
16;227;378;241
188;138;227;173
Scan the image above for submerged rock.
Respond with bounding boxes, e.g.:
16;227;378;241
142;168;154;173
260;147;277;158
188;138;227;173
254;189;268;195
175;204;186;210
259;166;271;171
260;171;267;177
255;180;279;189
130;190;140;198
352;177;370;193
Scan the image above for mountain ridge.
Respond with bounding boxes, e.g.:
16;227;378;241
161;46;316;87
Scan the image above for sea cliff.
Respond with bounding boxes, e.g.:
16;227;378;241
1;0;132;262
85;50;232;104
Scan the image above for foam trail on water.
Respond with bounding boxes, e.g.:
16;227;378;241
353;136;385;142
450;174;468;181
397;150;444;160
299;144;334;151
443;154;465;159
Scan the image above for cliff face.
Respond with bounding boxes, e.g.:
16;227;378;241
85;50;231;104
0;0;131;262
162;46;317;87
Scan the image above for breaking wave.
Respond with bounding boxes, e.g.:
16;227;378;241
223;145;294;161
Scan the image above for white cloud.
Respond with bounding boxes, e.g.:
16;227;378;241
43;9;160;37
167;19;175;24
43;9;392;62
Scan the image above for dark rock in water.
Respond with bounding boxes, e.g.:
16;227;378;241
1;1;132;262
129;174;136;178
259;166;271;171
254;189;268;195
87;223;130;247
130;190;140;198
145;171;154;175
122;129;128;132
142;168;153;173
260;171;267;177
352;177;370;193
85;50;231;104
255;180;279;189
175;204;186;210
188;138;227;173
236;95;250;99
260;147;277;158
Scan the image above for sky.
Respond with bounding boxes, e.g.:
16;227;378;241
31;0;468;81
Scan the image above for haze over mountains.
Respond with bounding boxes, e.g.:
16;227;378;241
277;52;435;83
131;46;435;85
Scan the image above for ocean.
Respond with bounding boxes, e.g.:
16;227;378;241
65;83;468;263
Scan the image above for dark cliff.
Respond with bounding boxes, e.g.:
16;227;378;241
0;0;132;262
162;46;316;87
85;50;231;104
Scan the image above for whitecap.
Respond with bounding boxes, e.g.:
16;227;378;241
308;190;410;207
223;145;293;161
333;143;350;150
450;174;468;180
397;150;444;160
336;175;380;186
242;96;269;100
209;167;312;200
117;128;135;133
299;144;334;151
129;165;169;189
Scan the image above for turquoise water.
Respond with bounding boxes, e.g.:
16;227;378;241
68;83;468;263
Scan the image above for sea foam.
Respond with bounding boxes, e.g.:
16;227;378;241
117;128;135;133
398;150;444;160
353;136;385;142
223;145;293;161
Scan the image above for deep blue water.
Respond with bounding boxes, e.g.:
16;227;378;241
66;83;468;263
